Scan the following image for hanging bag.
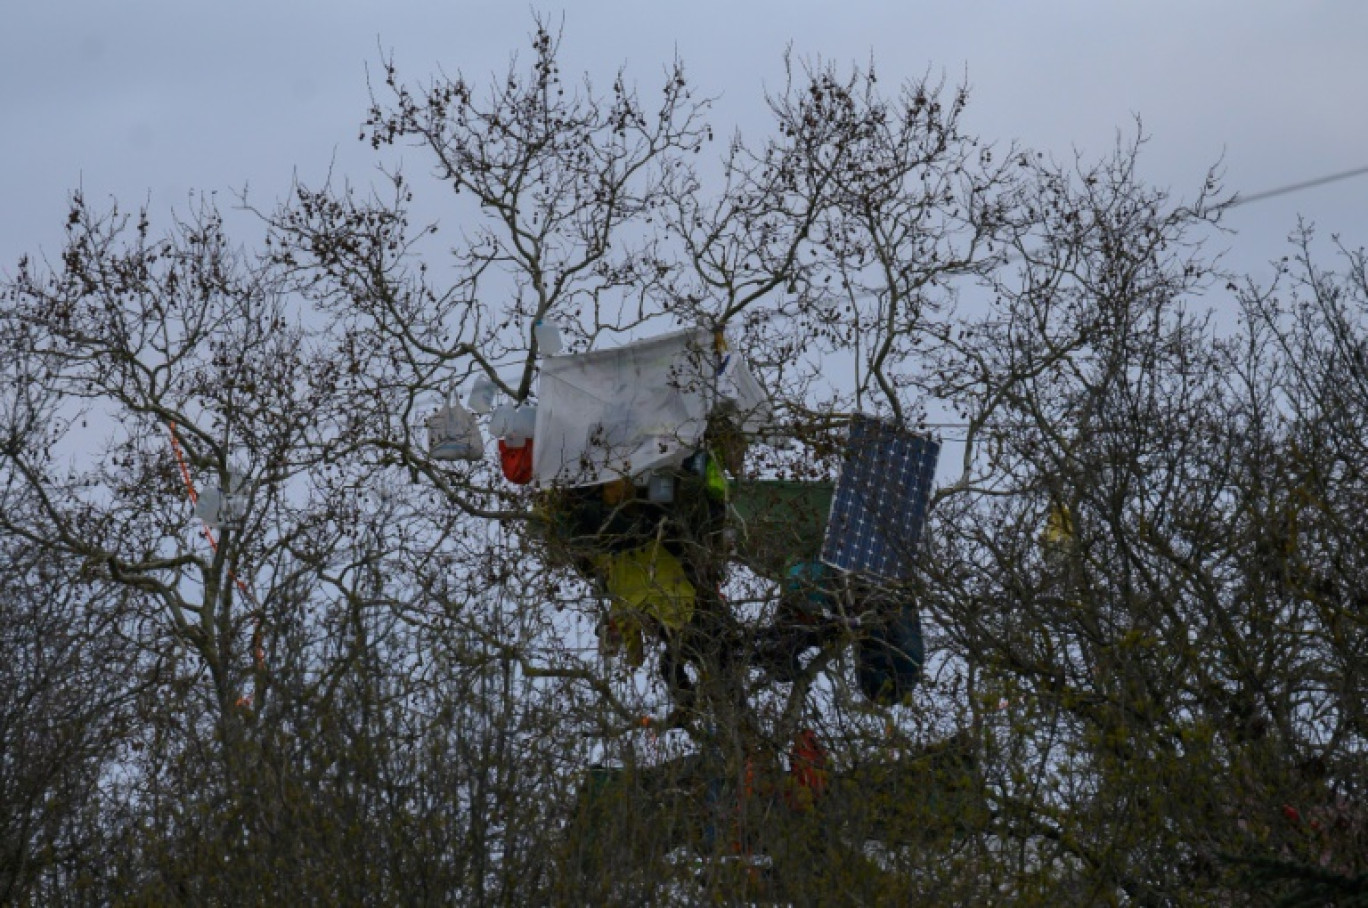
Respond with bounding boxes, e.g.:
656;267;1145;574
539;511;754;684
499;438;534;484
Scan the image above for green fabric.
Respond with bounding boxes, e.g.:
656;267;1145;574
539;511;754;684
704;454;729;500
730;480;834;578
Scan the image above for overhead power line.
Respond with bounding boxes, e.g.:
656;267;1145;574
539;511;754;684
1223;164;1368;210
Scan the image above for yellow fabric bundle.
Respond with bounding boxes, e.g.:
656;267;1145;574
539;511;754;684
598;541;696;629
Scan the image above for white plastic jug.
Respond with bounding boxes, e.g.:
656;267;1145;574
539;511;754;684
468;374;496;414
533;319;563;356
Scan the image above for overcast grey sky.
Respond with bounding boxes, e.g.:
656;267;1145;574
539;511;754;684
3;2;1365;287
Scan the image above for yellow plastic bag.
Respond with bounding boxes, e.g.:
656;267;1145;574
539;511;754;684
600;541;695;629
1041;501;1074;547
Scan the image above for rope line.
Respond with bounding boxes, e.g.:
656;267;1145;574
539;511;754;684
166;422;268;687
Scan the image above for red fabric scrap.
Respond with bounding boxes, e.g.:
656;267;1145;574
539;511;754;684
786;728;829;810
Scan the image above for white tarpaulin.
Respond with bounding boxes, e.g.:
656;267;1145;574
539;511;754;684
532;327;770;487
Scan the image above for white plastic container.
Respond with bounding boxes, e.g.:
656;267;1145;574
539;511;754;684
647;472;675;503
506;405;538;446
194;486;224;528
488;403;516;438
468;374;496;414
533;319;563;356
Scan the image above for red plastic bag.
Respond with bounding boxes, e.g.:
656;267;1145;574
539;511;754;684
499;438;534;485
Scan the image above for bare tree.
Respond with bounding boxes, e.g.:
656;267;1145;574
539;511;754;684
2;21;1366;905
0;536;136;903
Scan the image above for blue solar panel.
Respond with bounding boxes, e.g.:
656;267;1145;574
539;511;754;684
820;415;939;582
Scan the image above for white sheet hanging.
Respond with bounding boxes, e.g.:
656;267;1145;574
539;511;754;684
532;327;770;487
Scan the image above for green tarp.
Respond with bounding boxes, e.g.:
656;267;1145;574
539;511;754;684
730;480;834;579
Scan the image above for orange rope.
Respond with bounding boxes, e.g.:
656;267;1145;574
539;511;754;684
167;422;268;686
168;422;219;554
168;424;198;505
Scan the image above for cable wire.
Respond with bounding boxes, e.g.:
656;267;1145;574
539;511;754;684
1222;164;1368;210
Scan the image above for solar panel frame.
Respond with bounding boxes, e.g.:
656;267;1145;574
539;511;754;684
820;415;940;582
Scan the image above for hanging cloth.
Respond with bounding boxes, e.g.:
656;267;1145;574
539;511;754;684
533;328;771;487
598;540;696;629
856;602;926;706
785;728;830;811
